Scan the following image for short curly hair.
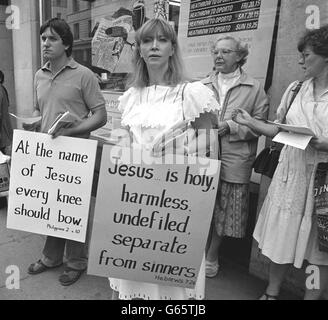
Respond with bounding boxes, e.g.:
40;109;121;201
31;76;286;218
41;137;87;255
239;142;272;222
211;36;249;67
297;24;328;58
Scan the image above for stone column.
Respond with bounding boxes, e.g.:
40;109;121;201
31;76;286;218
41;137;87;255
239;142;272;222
0;5;15;109
11;0;41;120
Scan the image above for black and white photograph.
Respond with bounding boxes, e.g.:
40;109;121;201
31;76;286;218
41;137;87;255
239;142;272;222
0;0;327;310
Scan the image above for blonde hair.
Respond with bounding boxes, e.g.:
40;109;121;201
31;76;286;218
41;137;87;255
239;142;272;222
127;18;188;88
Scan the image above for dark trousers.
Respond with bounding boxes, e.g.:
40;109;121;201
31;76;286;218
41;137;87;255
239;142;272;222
41;197;96;270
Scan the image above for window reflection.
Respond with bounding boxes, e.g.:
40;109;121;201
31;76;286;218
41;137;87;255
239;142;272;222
42;0;180;91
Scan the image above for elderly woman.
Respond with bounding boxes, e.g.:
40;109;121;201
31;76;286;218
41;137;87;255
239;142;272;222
109;18;220;300
203;36;269;277
233;25;328;300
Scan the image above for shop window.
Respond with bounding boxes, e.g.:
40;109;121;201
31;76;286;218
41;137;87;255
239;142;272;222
41;0;180;91
73;0;80;12
73;23;80;40
73;49;84;64
54;0;67;8
169;1;180;33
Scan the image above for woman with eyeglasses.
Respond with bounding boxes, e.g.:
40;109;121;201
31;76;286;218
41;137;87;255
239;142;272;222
202;36;269;278
233;25;328;300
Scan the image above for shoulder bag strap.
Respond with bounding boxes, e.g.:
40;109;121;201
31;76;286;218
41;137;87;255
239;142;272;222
281;81;303;124
180;82;189;153
181;82;188;122
215;89;232;160
219;90;232;122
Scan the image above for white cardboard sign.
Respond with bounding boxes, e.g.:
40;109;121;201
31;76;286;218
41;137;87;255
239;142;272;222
88;145;220;288
7;130;98;242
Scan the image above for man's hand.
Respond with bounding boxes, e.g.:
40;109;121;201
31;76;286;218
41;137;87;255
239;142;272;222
50;123;74;139
22;120;41;132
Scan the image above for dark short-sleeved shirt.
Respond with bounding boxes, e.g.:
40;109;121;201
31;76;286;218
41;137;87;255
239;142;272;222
35;58;106;137
0;84;13;149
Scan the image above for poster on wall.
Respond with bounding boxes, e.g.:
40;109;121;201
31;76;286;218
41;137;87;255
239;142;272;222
178;0;279;83
91;0;160;79
6;131;97;242
87;145;220;288
92;16;135;74
91;90;124;143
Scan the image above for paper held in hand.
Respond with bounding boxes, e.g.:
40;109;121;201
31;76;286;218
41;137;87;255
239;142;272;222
269;122;316;150
10;113;41;124
47;111;80;135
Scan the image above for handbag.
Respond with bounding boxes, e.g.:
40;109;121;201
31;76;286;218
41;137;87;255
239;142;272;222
252;144;281;178
314;162;328;253
252;81;303;178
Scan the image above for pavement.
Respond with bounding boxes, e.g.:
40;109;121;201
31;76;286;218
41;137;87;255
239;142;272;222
0;199;300;300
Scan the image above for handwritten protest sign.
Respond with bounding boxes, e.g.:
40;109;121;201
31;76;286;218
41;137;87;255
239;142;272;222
7;130;97;242
88;145;220;288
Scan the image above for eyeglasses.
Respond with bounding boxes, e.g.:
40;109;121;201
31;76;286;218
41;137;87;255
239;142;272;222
212;49;238;56
300;51;311;59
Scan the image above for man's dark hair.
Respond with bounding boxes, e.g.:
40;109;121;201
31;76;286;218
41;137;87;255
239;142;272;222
40;18;74;57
